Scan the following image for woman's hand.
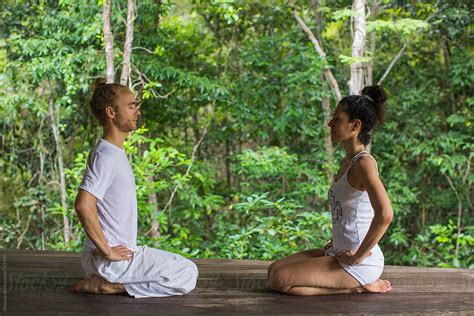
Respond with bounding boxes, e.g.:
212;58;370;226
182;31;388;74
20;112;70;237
93;245;134;261
322;239;333;251
336;249;372;265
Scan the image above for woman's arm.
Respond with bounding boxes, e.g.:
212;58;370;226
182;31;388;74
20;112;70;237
351;156;393;265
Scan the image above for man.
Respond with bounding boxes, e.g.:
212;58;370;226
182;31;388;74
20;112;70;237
69;79;198;298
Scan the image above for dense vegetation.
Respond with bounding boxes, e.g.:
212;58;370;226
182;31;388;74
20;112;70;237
1;0;472;268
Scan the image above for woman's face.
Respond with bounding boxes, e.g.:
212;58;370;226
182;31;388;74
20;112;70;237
328;104;356;143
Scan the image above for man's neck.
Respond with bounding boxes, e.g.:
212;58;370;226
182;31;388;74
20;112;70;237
102;125;127;149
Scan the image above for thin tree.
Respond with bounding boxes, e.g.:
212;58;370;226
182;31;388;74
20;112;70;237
103;0;115;83
377;1;438;85
310;0;334;179
294;10;342;101
294;0;367;154
349;0;366;95
48;81;71;244
120;0;136;86
365;0;379;86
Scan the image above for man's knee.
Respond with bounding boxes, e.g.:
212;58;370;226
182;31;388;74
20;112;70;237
189;260;199;281
182;260;199;294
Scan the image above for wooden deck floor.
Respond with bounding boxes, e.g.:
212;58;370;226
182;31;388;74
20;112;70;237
1;249;473;315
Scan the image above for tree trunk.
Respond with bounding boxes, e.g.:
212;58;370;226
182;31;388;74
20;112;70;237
120;0;136;86
225;137;232;193
366;0;378;86
279;94;285;146
48;94;70;244
308;2;334;179
377;7;438;85
103;0;115;83
138;137;160;238
322;91;334;180
349;0;366;95
148;182;160;238
294;10;342;101
192;113;201;159
294;7;336;179
311;0;324;50
441;35;456;114
365;0;377;153
443;173;463;257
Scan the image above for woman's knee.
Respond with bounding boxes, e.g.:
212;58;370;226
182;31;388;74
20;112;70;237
267;261;279;277
267;256;290;277
268;266;293;292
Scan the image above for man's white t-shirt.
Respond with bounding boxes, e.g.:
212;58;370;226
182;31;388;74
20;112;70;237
79;139;138;251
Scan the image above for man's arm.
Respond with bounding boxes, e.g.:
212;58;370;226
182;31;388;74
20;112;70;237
75;189;133;261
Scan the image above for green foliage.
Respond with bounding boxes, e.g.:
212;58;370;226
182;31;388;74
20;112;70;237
0;0;472;270
332;8;360;21
366;18;430;35
216;195;332;260
386;222;474;269
237;147;297;179
338;54;372;65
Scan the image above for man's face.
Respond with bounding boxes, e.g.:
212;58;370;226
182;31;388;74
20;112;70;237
111;89;141;132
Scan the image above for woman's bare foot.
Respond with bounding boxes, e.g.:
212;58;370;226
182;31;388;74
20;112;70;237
69;274;126;295
362;279;392;293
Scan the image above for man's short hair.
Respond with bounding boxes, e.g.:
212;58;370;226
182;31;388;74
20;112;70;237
90;78;128;125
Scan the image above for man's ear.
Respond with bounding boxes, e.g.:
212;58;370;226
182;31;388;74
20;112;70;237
105;106;115;120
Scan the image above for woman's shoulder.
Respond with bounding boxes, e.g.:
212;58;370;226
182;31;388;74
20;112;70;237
353;154;378;174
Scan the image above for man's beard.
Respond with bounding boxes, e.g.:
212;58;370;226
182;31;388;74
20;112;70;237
116;118;137;133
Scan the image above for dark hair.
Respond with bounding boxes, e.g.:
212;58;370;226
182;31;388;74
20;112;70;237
339;85;388;145
89;78;128;125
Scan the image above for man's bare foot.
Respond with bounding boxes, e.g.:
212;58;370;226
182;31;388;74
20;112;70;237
362;279;392;293
69;274;126;295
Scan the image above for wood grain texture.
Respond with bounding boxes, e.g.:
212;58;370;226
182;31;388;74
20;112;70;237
1;249;473;315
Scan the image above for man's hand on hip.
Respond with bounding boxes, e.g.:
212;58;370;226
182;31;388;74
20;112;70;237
94;245;134;261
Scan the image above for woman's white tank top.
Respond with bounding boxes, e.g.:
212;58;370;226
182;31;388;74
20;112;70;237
327;151;384;264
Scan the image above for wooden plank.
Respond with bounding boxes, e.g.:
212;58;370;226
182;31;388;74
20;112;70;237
5;276;473;295
4;289;473;315
4;281;474;314
0;249;81;257
5;276;472;294
5;258;271;270
4;267;473;281
3;249;470;272
1;249;473;315
0;249;470;272
6;265;466;281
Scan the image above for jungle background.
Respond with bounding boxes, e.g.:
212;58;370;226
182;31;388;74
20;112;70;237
0;0;472;268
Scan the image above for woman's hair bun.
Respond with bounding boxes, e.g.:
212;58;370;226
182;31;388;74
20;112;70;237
93;77;108;90
361;85;387;122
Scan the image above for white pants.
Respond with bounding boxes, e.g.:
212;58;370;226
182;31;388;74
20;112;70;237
81;246;199;298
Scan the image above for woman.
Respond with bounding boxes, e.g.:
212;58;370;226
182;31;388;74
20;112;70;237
268;85;393;295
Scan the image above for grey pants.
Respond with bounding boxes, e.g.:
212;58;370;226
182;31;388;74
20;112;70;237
81;245;198;298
